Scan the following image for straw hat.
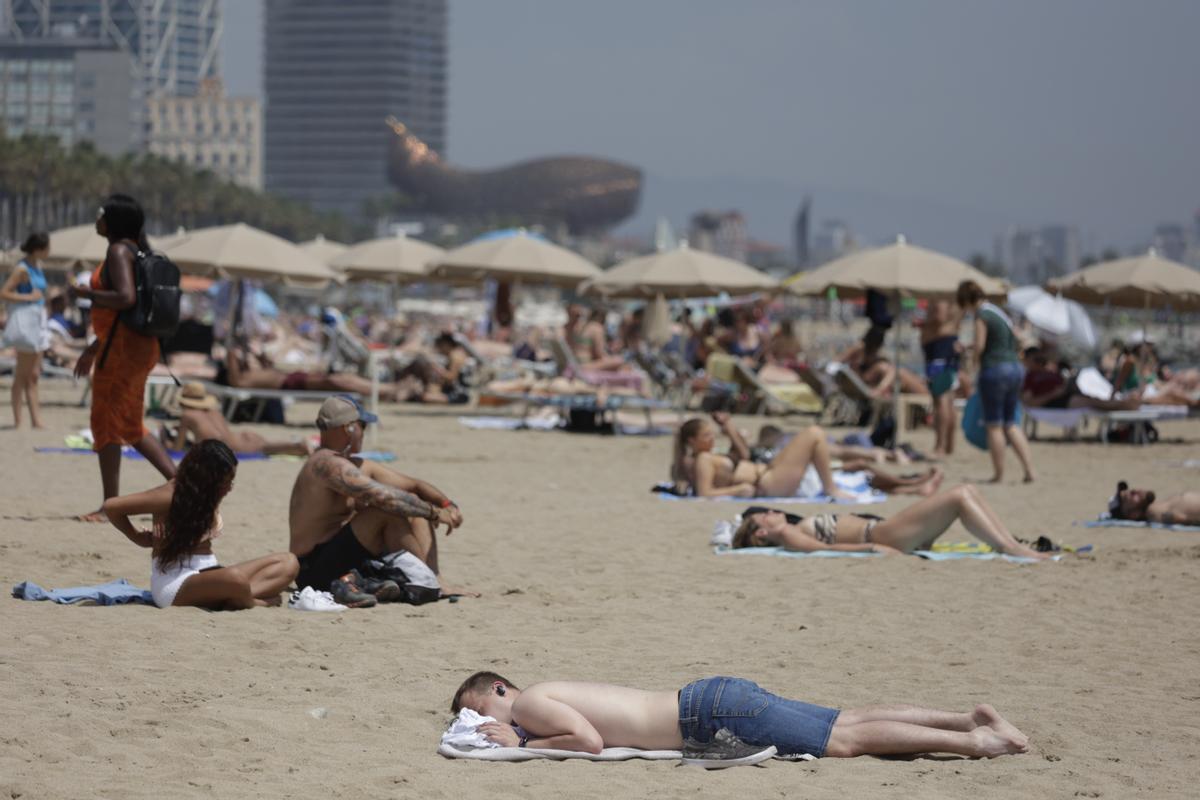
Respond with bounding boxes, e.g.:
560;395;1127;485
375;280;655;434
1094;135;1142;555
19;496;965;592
178;382;219;411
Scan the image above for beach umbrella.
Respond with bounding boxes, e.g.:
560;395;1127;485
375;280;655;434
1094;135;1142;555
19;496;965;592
581;242;778;299
157;223;339;287
1045;249;1200;312
299;235;349;266
1007;286;1097;350
28;223;165;271
330;234;444;283
787;236;1005;432
785;235;1006;300
428;229;600;287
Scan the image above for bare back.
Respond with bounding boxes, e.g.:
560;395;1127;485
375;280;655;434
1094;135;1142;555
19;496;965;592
1149;492;1200;526
516;682;683;750
288;449;358;555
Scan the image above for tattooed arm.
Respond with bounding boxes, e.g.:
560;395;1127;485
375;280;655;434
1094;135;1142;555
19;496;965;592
311;450;442;521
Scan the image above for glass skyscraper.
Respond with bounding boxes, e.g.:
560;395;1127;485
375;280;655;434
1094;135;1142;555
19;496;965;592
264;0;447;219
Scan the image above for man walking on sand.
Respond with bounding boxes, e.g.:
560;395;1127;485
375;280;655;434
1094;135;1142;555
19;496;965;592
288;395;473;607
450;672;1030;762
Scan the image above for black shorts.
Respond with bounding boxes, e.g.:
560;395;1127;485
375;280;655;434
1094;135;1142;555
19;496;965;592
296;523;373;591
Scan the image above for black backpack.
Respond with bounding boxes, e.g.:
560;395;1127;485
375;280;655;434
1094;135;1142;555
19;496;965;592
98;242;182;369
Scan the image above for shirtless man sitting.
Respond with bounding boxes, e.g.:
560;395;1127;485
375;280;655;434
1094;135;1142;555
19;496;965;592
162;382;314;456
1108;481;1200;526
287;395;470;607
450;672;1030;761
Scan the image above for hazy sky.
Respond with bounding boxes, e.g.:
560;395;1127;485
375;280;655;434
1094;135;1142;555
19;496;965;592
221;0;1200;256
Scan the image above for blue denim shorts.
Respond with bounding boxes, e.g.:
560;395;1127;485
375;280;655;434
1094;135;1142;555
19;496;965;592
678;676;840;757
978;362;1024;425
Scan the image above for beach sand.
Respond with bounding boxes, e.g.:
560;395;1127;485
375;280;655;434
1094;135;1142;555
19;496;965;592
2;382;1198;799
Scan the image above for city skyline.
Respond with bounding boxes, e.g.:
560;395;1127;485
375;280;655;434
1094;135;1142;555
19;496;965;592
220;0;1196;258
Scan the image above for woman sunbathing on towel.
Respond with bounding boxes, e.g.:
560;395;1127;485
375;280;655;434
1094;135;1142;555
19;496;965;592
672;414;942;500
733;484;1047;559
102;440;300;609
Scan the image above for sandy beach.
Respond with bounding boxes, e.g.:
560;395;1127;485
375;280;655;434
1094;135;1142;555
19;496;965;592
2;380;1198;799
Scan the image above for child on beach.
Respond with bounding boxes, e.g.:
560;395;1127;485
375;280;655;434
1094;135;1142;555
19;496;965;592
103;440;299;609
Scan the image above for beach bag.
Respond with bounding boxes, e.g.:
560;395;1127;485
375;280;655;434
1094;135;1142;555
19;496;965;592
118;245;182;340
2;302;45;352
98;244;182;370
961;393;1022;450
360;550;441;605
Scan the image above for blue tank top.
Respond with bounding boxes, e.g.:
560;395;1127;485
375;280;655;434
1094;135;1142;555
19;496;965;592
12;259;46;305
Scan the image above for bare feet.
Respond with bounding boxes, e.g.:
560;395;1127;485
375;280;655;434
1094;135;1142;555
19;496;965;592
77;509;108;523
972;705;1029;750
1022;473;1036;484
918;466;945;497
827;488;855;502
969;725;1029;758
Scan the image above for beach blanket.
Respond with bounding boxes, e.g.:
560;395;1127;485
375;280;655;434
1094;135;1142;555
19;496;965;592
657;468;886;505
12;578;154;605
438;710;787;766
1082;518;1200;533
712;545;1059;564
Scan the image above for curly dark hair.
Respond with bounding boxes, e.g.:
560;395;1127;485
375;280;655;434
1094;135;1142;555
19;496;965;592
158;440;238;569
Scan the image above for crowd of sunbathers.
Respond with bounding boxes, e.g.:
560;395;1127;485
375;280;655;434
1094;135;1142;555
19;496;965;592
7;228;1200;769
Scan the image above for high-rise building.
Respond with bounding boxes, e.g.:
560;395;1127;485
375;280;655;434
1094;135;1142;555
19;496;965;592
147;78;262;189
0;39;138;154
688;210;748;263
994;224;1080;285
265;0;448;219
0;1;220;98
793;196;810;269
0;1;220;153
1152;223;1187;264
810;219;854;266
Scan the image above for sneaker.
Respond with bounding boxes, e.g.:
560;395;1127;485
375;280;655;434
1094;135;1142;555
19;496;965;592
329;573;378;608
288;587;348;612
348;568;402;602
681;728;777;769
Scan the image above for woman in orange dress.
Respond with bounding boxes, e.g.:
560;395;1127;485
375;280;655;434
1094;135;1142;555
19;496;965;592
72;195;176;521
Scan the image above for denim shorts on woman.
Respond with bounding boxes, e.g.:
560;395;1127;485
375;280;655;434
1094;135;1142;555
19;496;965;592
978;361;1024;426
677;676;840;757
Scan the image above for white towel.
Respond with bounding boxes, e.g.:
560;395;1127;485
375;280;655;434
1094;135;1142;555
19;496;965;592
442;709;501;749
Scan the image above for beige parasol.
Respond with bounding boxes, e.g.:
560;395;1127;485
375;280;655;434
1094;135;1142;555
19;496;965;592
429;230;600;287
158;223;339;287
582;243;778;299
1045;249;1200;312
20;223;165;271
299;235;350;266
330;234;444;283
786;236;1006;300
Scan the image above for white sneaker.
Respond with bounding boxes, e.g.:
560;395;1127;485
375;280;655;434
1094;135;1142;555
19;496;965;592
288;587;348;612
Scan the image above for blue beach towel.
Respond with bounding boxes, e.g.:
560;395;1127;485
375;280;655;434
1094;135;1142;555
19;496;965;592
713;546;1058;564
1082;518;1200;533
12;578;155;605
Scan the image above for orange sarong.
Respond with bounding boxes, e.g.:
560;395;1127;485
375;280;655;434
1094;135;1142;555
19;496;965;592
89;263;159;451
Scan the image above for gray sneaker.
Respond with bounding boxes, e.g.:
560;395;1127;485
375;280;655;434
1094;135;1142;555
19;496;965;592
681;728;777;769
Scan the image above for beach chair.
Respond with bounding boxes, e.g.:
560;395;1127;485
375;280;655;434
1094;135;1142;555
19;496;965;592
704;353;818;416
546;336;645;392
476;389;672;435
200;381;362;423
1024;403;1190;445
832;363;930;433
452;333;555;386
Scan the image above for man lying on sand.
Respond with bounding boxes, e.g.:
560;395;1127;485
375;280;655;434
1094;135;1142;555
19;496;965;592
450;672;1030;761
161;382;314;457
1108;481;1200;526
288;395;473;607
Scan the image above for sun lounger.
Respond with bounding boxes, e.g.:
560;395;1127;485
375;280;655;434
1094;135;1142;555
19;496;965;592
477;390;671;435
832;364;929;432
451;333;555;385
1024;404;1189;445
547;337;645;391
200;381;363;423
